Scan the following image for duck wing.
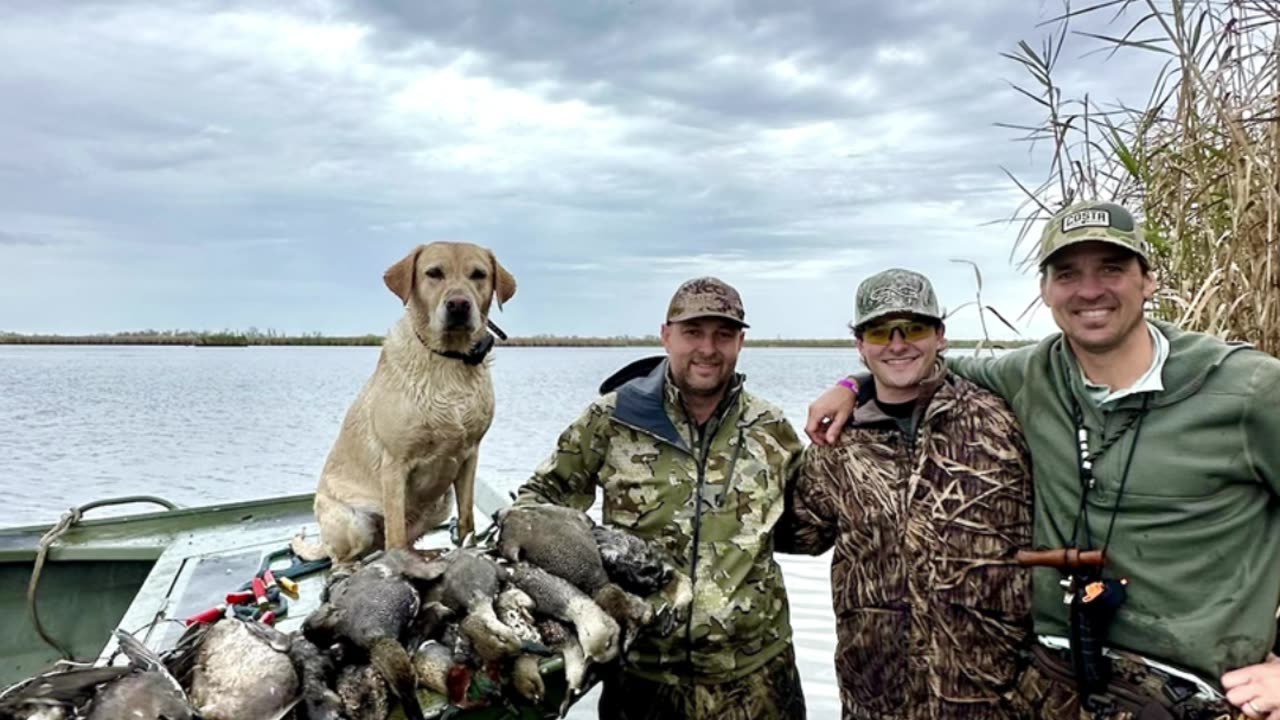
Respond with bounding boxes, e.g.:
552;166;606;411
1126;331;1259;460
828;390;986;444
0;666;129;717
591;525;672;596
286;637;345;720
113;629;189;702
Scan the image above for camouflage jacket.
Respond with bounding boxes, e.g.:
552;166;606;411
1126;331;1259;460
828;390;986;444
777;365;1033;720
513;360;803;685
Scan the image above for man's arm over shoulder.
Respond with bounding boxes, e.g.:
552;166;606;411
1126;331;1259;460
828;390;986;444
512;396;614;511
945;344;1036;404
1243;354;1280;495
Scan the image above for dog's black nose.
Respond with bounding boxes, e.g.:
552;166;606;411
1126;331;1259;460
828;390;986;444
446;297;471;316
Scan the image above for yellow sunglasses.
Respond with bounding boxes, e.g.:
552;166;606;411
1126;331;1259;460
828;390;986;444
860;319;937;345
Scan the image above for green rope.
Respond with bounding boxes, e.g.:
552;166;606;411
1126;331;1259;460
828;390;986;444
27;496;180;659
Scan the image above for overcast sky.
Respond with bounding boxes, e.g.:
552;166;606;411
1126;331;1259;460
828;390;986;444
0;0;1160;340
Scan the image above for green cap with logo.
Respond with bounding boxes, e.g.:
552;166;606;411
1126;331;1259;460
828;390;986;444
666;276;749;328
1039;201;1151;266
854;268;943;330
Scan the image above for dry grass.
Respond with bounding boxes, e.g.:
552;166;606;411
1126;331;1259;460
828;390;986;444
1002;0;1280;353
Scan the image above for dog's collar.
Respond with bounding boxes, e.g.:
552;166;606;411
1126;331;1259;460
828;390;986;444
417;320;507;366
432;333;496;366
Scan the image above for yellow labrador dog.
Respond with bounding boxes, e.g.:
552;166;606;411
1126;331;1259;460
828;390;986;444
298;241;516;563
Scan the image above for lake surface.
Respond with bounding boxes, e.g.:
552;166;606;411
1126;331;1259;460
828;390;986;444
0;345;859;525
1;344;865;716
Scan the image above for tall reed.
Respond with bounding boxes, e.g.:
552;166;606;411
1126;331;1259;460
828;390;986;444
1002;0;1279;353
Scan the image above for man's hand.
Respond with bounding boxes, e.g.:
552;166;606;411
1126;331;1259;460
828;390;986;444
648;571;694;636
1223;655;1280;719
804;383;858;446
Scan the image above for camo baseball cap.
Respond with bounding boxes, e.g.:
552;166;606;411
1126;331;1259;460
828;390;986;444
666;276;749;328
1039;201;1151;266
854;268;943;330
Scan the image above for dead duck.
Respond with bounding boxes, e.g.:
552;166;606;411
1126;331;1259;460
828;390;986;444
494;587;539;641
286;636;346;720
411;640;454;698
403;601;454;654
534;618;587;719
507;562;619;663
84;629;197;720
498;506;651;650
590;524;673;596
433;624;503;709
431;549;541;662
186;617;298;720
508;654;544;708
411;637;507;713
335;664;388;720
0;665;128;720
303;548;441;720
496;505;606;593
494;587;545;705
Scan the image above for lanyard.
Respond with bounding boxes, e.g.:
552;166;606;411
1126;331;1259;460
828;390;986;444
1068;393;1151;555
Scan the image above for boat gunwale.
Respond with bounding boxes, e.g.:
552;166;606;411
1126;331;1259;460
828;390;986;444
0;492;317;535
0;494;318;562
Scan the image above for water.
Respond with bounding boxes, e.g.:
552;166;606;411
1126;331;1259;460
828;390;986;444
1;344;855;715
0;345;858;525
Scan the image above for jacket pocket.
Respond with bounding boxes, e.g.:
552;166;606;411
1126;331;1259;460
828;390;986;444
836;608;911;714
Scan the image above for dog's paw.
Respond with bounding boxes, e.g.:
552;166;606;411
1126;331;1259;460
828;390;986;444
290;532;329;562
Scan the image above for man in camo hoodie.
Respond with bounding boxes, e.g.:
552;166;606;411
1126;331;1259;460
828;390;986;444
513;276;806;720
777;268;1033;720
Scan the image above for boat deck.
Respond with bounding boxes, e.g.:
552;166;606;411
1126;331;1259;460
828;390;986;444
1;489;840;718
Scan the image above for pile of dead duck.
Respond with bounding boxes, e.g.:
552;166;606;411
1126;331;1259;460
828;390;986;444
0;505;692;720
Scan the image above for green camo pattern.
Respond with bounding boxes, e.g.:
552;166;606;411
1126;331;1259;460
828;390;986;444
513;378;803;685
596;643;805;719
1039;201;1151;265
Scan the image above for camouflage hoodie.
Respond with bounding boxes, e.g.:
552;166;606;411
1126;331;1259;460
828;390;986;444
513;360;802;685
777;365;1033;720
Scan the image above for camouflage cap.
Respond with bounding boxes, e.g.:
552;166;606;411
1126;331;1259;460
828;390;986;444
1039;201;1151;266
854;268;943;329
666;276;749;328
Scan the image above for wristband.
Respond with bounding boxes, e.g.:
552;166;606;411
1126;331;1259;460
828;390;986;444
837;377;859;394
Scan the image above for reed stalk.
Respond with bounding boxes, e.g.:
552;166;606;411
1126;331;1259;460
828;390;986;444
1002;0;1280;353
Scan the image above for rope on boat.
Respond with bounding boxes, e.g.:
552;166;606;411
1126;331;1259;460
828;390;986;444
27;495;180;660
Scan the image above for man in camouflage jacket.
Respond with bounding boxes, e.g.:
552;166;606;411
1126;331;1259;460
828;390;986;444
513;276;806;720
777;268;1033;720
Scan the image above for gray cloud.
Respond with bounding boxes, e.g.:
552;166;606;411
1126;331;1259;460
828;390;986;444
0;0;1164;338
0;230;51;247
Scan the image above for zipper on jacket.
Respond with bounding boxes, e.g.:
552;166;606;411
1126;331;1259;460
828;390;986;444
897;431;909;578
684;415;711;678
614;391;747;681
897;426;918;617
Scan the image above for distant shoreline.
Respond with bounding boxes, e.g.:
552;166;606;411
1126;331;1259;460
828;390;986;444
0;332;1037;350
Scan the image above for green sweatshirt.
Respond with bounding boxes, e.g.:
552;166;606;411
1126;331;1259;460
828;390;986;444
948;321;1280;685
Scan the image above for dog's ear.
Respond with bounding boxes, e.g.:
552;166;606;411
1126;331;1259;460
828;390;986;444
384;246;422;305
490;251;517;310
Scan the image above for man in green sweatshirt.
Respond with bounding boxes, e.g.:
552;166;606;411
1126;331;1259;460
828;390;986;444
804;201;1280;719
